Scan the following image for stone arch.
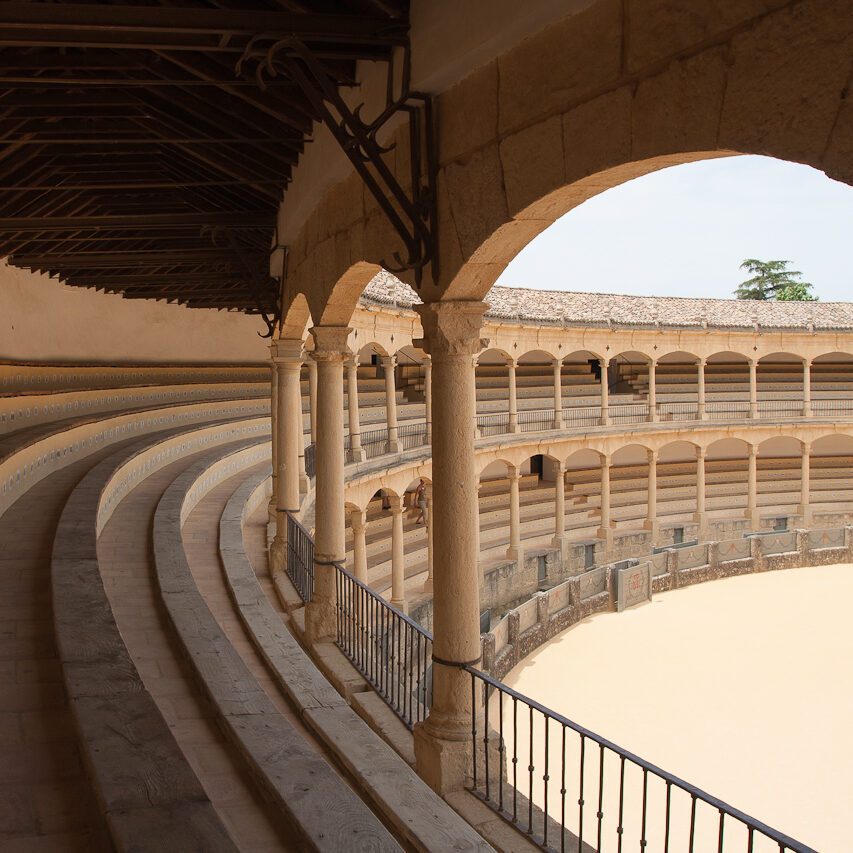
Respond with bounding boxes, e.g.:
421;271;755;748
657;439;700;463
278;291;311;341
309;261;383;329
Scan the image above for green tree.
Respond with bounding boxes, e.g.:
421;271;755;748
734;259;817;301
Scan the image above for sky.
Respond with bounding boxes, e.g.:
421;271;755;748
496;155;853;303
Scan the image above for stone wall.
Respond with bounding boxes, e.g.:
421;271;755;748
482;525;853;682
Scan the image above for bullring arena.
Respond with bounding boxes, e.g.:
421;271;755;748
1;2;852;852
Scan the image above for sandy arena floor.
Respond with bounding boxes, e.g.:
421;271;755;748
504;563;853;852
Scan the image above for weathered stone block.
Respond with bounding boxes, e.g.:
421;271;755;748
499;115;565;216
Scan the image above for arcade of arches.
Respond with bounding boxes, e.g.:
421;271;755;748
2;1;853;850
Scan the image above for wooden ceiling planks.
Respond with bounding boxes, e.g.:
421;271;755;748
0;0;408;315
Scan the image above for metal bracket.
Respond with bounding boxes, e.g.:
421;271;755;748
202;225;282;338
237;39;438;289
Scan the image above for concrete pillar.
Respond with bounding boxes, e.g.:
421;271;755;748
695;446;706;538
267;352;279;525
600;357;610;426
803;358;812;417
351;508;368;584
346;358;364;462
551;462;569;560
648;359;657;422
390;494;407;613
747;444;759;529
697;357;706;420
597;452;612;542
424;358;433;443
381;355;400;452
749;359;758;419
553;358;563;429
423;485;434;593
412;299;487;794
799;442;811;524
507;464;523;564
307;358;318;442
508;357;518;433
270;340;304;575
644;449;658;540
305;326;350;645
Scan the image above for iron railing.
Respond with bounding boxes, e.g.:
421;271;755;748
562;406;603;428
608;403;649;425
477;412;511;436
706;400;750;419
466;666;816;853
657;401;698;421
519;408;557;432
361;426;390;459
304;442;316;478
757;399;804;418
811;398;853;415
285;511;314;603
398;421;429;451
335;564;432;729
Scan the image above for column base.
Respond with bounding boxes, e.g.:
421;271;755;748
552;415;562;430
349;447;365;463
299;472;309;494
390;597;408;615
551;533;570;563
506;544;524;565
414;718;473;795
304;598;336;645
267;495;277;525
422;576;434;594
697;405;706;420
269;535;286;576
643;519;659;541
387;440;400;454
597;527;614;546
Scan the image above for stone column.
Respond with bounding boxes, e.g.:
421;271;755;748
747;444;759;529
597;452;612;542
749;359;758;419
648;359;657;422
412;300;488;794
551;462;569;560
346;358;364;462
305;326;350;645
507;464;523;564
697;357;706;420
390;494;407;613
267;351;279;524
423;485;434;593
508;357;518;433
600;357;610;426
297;368;309;494
270;339;304;575
424;358;433;443
803;358;812;417
307;358;318;443
644;449;658;540
381;355;400;453
552;358;563;429
695;446;706;538
799;442;811;524
351;508;368;584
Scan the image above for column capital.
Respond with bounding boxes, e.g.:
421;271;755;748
379;353;397;368
801;440;811;454
350;507;366;533
414;301;489;358
309;325;352;362
507;463;521;480
345;356;360;370
271;337;304;363
647;448;658;463
696;445;705;460
697;355;707;365
389;493;405;514
748;444;758;458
